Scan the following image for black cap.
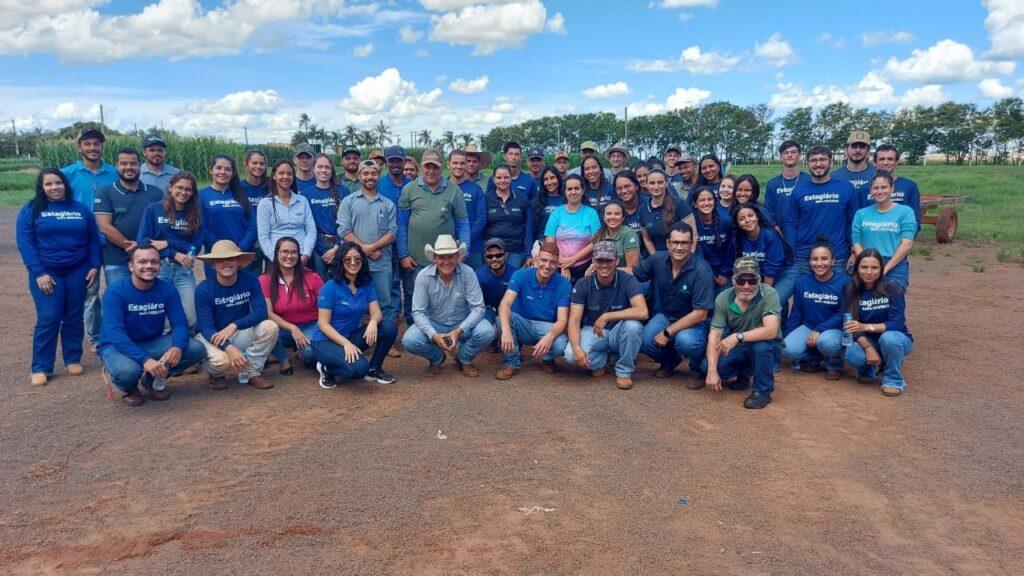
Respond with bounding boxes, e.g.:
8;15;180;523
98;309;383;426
484;237;506;251
341;145;360;157
527;148;544;160
77;127;105;142
141;135;166;148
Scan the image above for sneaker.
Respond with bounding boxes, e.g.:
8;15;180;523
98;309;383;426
121;390;145;407
148;387;171;401
825;369;842;381
316;362;336;389
654;366;674;379
455;359;479;378
616;376;634;390
540;359;557;374
207;376;229;390
30;373;48;386
743;392;772;409
881;385;904;397
364;368;395;384
495;366;519;380
65;364;85;376
248;375;274;390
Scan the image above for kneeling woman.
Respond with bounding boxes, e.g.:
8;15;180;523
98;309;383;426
783;237;849;379
733;203;796;309
842;248;913;397
311;242;397;388
260;237;324;374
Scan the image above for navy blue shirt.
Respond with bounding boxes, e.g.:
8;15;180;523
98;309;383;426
694;209;734;278
16;200;101;277
570;270;644;328
832;165;877;204
195;271;268;342
786;271;850;334
532;193;566;245
639;198;692;252
93;181;163;266
137;203;203;260
583;181;618;214
301;185;346;236
633;251;716;322
508;268;572;322
764;171;810;238
199;186;257;251
739;227;790;279
475;264;517;308
841;281;912;340
295;176;317;193
99;278;189;365
483;189;533;254
785;177;858;262
458;179;488;255
622;201;645;242
240;179;267;208
489;170;538;202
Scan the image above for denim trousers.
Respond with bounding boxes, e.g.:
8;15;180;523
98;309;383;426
28;261;90;373
640;313;708;373
99;334;206;393
400;264;425;326
272;320;318;364
497;312;568;368
845;331;913;389
783;326;844;371
402;318;495;366
505;251;526;269
311;319;398;379
563;320;644;377
370;265;395;324
883;258;910;290
158;260;197;329
103;264;131;285
197;320;280;379
84;275;102;344
715;340;781;396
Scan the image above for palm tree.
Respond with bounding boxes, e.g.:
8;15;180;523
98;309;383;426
418;129;432;147
343;125;359;146
375;120;392;148
298;113;311;133
441;130;456;152
458;133;474;148
358;129;376;148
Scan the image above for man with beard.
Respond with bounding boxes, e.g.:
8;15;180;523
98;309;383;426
338;145;362;195
671;154;698;199
449;149;488;268
93;148;163;285
705;257;783;410
138;135;180;193
832;130;876;203
785;146;858;275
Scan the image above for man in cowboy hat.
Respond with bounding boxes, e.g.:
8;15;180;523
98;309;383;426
463;143;492;192
195;240;280;390
401;234;494;377
604;141;630;176
98;243;206;406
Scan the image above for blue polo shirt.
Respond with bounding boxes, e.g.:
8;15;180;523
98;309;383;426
93;181;164;266
139;163;181;192
377;174;409;206
508;268;572;322
312;279;378;340
483;189;533;254
475;264;517;308
632;251;715;322
639;199;692;252
570;269;644;328
61;160;117;208
457;179;487;255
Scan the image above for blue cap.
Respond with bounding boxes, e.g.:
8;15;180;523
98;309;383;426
384;145;405;160
527;148;544;160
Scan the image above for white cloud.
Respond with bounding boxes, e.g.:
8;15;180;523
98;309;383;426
340;68;443;123
882;39;1016;83
582;82;631;99
2;0;104;23
426;0;558;55
655;0;717;7
899;85;947;107
627;87;711;116
978;78;1013;99
754;32;795;67
984;0;1024;59
449;75;490;94
186;90;283;115
861;30;916;47
629;45;740;74
768;75;948;109
352;42;374;57
399;25;423;43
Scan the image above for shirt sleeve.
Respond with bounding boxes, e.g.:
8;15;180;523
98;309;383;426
93;187;113;215
884;283;909;335
586;207;601;233
451;185;468;220
906;181;922;230
241;200;258;252
164;283;190;351
470;189;487;246
455;218;471;248
543;208;560;239
786;278;805;333
763;232;786;279
762;287;782;318
850;209;864;246
301;200;317;256
194;282;218;342
709;293;728;332
385;201;397;238
396;208;411;259
336;196;353;238
86;206;102;268
555;278;572;308
898;207;917;241
691;262;716;311
233;275;268;330
631;254;653;282
257;199;274;257
410;271;435;339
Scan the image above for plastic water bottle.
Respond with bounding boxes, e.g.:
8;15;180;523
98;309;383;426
152;360;168;391
237;351;250;384
842;313;854;347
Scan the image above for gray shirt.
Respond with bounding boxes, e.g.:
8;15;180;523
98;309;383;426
257;193;316;258
411;263;485;338
139;163;180;192
336;189;397;273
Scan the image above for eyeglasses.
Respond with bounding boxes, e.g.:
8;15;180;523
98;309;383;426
484;252;506;260
734;277;759;286
278;249;299;256
343;256;363;264
668;240;692;246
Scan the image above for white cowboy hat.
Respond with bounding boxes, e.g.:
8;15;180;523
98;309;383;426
197;239;256;268
424;234;467;262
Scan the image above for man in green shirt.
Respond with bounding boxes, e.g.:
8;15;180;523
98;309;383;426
705;257;783;409
397;148;470;325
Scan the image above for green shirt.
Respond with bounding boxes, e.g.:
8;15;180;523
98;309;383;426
339;174;360;194
399;178;468;266
471;173;489;192
710;285;783;342
597;227;640;267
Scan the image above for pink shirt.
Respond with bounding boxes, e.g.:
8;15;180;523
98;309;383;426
259;269;323;325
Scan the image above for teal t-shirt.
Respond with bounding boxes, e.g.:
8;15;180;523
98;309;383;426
851;204;917;257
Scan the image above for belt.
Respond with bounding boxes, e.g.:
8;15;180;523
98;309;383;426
319;233;337;241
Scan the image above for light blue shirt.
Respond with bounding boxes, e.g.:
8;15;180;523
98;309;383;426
411;263;485;338
139;162;180;192
257;193;317;258
851;203;917;258
61;160;117;208
336;189;397;273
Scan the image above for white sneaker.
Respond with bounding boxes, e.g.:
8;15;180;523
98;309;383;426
317;362;336;389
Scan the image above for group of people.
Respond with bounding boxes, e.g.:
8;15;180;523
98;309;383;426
16;126;918;409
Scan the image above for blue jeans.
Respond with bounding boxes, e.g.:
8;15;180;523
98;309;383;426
272;320;317;364
715;340;780;395
370;265;395;324
640;313;708;373
311;237;334;280
28;262;90;374
783;326;844;371
845;331;913;389
158;260;196;329
104;264;131;286
506;251;526;269
85;275;102;344
884;258;910;289
312;319;398;378
498;312;568;368
402;318;495;366
400;264;425;326
99;334;206;393
390;256;402;321
564;320;644;377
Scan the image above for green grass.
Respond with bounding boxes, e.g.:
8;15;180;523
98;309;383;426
0;158;39;208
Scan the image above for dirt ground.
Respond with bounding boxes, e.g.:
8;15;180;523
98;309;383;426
1;207;1022;576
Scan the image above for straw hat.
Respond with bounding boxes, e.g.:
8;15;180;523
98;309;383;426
605;141;630;161
463;143;492;168
424;234;467;262
197;240;255;268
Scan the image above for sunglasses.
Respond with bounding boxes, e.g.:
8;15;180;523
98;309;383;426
485;252;506;260
734;277;759;286
343;256;363;264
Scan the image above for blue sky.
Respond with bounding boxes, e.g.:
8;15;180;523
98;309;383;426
1;0;1020;144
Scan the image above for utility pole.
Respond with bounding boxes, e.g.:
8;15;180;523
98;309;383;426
11;119;19;156
99;104;105;129
243;126;249;146
623;106;629;150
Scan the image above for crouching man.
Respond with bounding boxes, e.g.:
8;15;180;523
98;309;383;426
195;240;279;390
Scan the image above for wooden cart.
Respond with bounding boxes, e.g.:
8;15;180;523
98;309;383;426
920;194;969;243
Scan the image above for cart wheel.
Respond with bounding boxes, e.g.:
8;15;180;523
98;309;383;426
935;206;958;243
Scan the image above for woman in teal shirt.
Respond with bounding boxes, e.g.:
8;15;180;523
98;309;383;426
851;171;916;289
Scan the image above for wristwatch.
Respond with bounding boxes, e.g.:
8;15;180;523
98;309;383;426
662;329;672;339
736;332;745;342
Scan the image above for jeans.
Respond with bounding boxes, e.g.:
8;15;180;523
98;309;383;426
103;264;131;286
158;260;197;329
714;340;781;396
85;275;102;344
506;251;526;269
466;251;483;269
197;319;279;380
641;313;708;373
272;320;317;364
311;319;398;378
783;326;844;371
400;264;425;326
498;312;568;368
370;265;395;324
391;257;402;321
884;258;910;289
28;262;90;374
311;236;335;280
402;318;495;366
845;331;913;389
99;334;206;393
564;320;644;377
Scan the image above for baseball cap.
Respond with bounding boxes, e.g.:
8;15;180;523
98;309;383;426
369;149;385;160
484;237;506;251
358;159;380;173
664;145;682;155
77;127;105;142
674;153;695;166
293;143;314;157
580;140;598;152
384;145;405;160
421;149;443;167
847;130;870;145
732;257;761;279
341;145;360;157
554;150;569;161
528;148;544;160
141;135;166;148
592;240;618;261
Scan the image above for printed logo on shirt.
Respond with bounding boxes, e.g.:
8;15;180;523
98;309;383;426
42;210;84;220
860;296;890;311
802;291;839;305
864;190;906;203
215;291;252;307
208;198;242;209
802;192;841;204
128;302;165;316
157;216;188;231
743;250;766;262
862;220;900;233
848;178;870;190
308;197;337;208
